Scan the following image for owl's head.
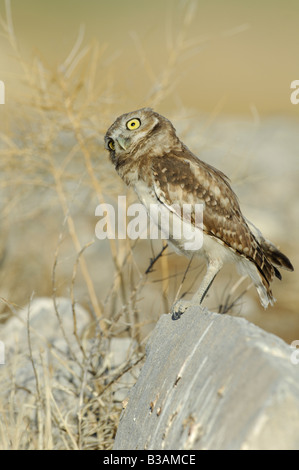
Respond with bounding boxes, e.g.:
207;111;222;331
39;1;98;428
104;108;180;165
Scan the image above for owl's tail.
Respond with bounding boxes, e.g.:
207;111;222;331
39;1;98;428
257;240;294;308
259;238;294;274
238;239;293;309
243;218;294;307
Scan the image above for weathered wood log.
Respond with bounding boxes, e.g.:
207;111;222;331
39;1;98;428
114;308;299;450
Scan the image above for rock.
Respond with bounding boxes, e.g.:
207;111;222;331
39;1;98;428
2;296;90;351
0;297;91;422
113;308;299;450
0;296;139;449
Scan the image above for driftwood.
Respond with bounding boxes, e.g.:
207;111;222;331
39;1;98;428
114;307;299;450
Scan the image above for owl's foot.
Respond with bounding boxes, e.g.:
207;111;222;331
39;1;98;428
171;299;194;320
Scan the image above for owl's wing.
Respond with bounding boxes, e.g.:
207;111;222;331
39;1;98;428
151;153;250;247
150;152;276;284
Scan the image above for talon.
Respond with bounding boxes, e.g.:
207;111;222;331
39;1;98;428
172;309;182;321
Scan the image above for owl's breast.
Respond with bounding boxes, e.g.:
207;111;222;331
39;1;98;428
134;179;157;208
134;180;205;256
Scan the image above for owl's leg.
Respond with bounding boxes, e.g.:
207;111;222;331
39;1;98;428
171;260;223;320
192;259;223;305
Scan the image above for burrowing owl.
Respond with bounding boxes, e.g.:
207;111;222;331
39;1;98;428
104;108;293;318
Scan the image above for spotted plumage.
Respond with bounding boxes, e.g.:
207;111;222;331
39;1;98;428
104;108;293;317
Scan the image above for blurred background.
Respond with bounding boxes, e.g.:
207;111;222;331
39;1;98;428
1;0;299;115
0;0;298;451
0;0;298;339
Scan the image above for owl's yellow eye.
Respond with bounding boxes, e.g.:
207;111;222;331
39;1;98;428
126;118;141;130
108;139;115;151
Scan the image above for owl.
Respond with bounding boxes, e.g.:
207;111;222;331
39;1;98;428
104;108;294;319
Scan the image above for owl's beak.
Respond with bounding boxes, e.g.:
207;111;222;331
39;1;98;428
116;136;130;150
